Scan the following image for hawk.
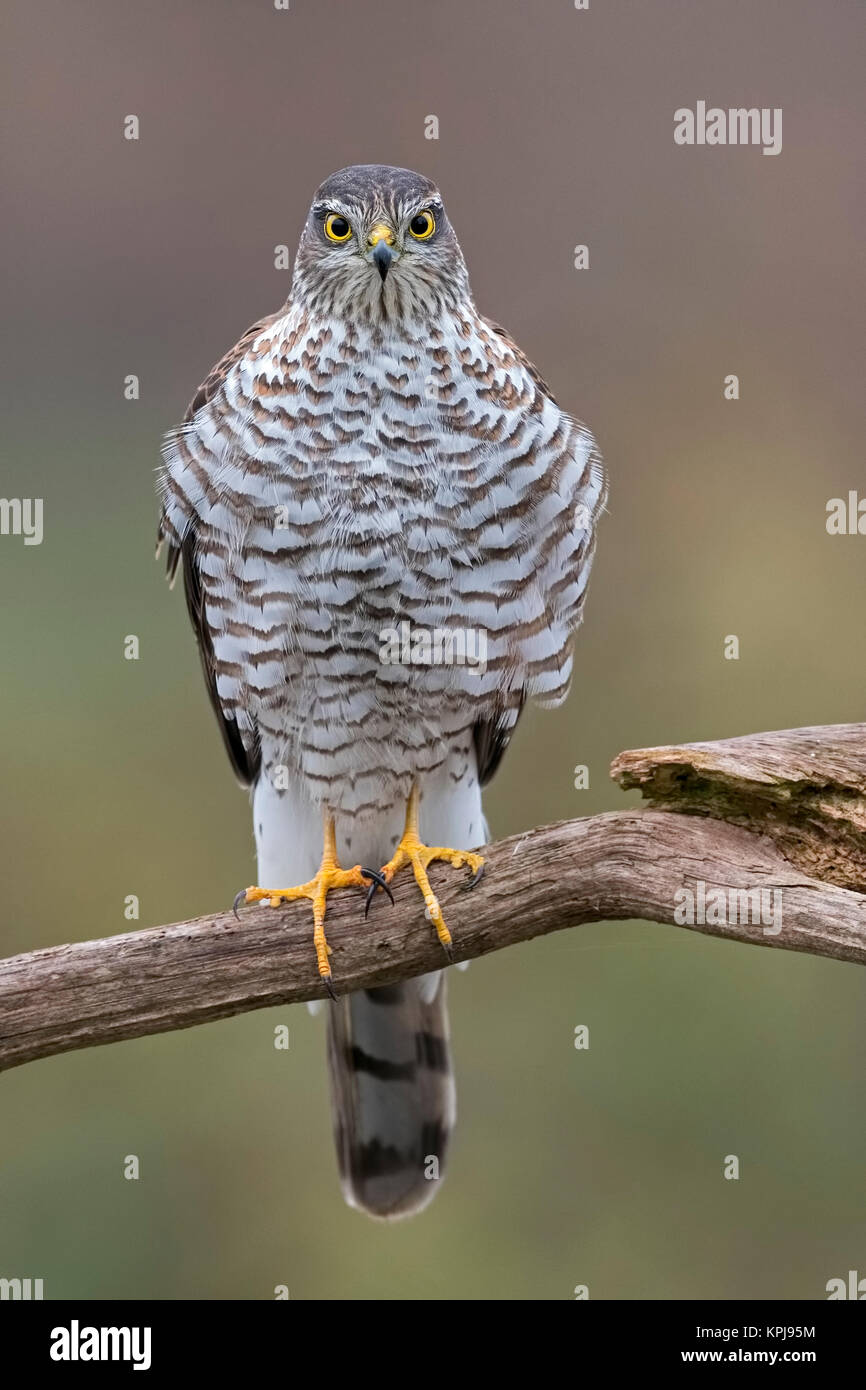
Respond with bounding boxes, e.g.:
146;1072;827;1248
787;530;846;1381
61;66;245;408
157;164;605;1219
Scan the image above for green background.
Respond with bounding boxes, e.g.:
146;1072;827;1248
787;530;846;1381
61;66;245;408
1;0;863;1299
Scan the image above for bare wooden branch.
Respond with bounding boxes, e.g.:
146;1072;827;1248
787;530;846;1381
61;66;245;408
2;725;865;1074
611;723;866;892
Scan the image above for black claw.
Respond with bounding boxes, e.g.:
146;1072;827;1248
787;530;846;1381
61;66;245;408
360;867;394;919
361;866;393;898
460;863;485;892
441;939;454;962
232;889;248;920
324;974;338;1001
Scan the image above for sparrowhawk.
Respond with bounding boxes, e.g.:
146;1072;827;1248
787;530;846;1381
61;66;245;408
157;164;605;1219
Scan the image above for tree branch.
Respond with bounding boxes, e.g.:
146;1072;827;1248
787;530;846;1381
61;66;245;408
2;725;865;1073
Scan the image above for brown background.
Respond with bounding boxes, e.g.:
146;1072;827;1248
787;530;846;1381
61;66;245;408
1;0;864;1299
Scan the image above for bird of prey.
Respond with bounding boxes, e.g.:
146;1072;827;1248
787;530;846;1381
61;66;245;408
157;164;605;1219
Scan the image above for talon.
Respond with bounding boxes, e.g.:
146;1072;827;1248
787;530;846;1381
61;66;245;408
441;939;454;963
323;974;338;1002
361;866;394;901
461;863;485;891
361;866;394;918
233;887;249;919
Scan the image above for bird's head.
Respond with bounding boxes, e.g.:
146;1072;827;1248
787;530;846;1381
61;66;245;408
291;164;471;321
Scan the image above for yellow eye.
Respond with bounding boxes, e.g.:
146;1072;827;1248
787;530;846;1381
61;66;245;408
408;209;436;240
324;213;352;242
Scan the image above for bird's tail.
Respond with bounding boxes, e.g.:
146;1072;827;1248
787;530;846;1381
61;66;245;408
326;971;455;1219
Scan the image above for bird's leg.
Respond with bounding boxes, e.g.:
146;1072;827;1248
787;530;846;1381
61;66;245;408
375;783;484;957
234;811;392;995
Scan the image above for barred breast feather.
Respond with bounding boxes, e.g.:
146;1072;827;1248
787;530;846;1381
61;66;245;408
157;304;605;818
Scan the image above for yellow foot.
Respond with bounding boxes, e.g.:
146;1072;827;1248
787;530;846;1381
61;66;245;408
377;786;484;957
233;815;392;996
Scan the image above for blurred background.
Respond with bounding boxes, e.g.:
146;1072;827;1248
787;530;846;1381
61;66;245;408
1;0;864;1299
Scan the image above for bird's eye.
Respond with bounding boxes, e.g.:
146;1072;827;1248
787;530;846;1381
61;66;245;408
324;214;352;242
409;210;436;240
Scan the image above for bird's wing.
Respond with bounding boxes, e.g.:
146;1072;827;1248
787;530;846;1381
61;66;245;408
472;317;605;782
480;315;559;403
466;317;543;784
179;312;281;424
473;707;524;787
156;312;281;787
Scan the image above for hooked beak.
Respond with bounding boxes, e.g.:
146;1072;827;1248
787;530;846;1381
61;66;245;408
367;222;397;282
